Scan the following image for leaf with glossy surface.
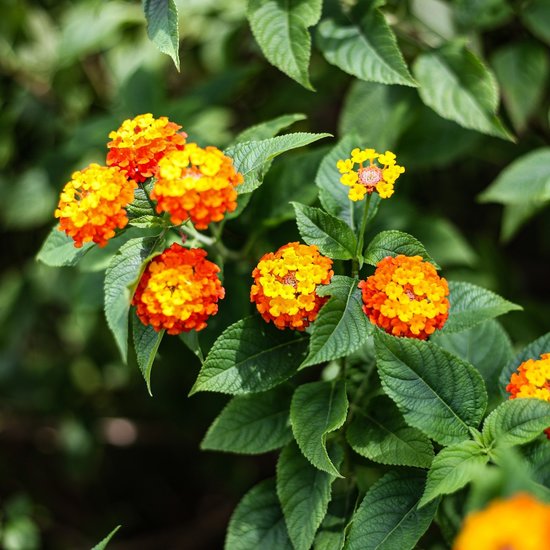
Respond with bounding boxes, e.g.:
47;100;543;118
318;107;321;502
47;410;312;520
201;386;293;454
225;479;292;550
37;226;94;266
317;8;416;86
413;44;513;140
479;148;550;205
301;276;372;368
277;442;340;550
247;0;322;89
346;471;438;550
104;237;158;362
293;202;357;260
132;311;164;395
363;230;438;267
374;330;488;445
419;440;488;507
226;132;331;194
143;0;180;69
443;281;522;334
482;399;550;448
290;380;348;476
235;113;306;143
190;316;308;395
499;332;550;395
347;401;434;468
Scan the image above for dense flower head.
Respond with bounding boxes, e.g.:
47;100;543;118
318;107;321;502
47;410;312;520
507;353;550;438
250;242;333;331
337;148;405;201
132;244;224;334
55;163;137;248
106;113;186;182
151;144;243;229
359;255;449;339
453;493;550;550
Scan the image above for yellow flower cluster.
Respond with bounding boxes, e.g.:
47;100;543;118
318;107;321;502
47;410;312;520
453;493;550;550
250;242;333;330
359;255;449;339
151;144;243;229
55;164;137;247
337;148;405;201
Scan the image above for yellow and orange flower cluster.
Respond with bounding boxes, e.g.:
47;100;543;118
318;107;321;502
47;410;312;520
55;164;137;247
250;243;333;331
453;493;550;550
107;113;186;182
359;255;449;339
337;148;405;201
151;144;243;229
132;244;224;334
507;352;550;438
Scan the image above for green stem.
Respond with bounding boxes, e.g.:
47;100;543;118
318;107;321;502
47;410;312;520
352;194;372;277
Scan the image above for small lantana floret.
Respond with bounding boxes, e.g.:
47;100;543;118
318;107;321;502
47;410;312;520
132;244;224;334
452;493;550;550
107;113;186;182
359;255;449;339
151;144;243;229
506;352;550;438
250;242;333;331
55;163;137;247
337;147;404;201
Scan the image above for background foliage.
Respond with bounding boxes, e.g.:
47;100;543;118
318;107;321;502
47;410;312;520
1;0;549;547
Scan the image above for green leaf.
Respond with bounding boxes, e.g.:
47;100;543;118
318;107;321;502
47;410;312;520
499;332;550;395
292;202;357;260
442;281;522;334
290;380;348;476
522;0;550;45
339;80;416;152
492;42;549;133
317;8;416;87
524;439;550;486
127;183;155;219
413;44;513;141
104;237;158;362
143;0;180;70
478;148;550;205
316;135;379;231
235;113;306;143
128;215;166;229
482;399;550;448
190;316;308;395
363;230;438;267
131;311;164;396
247;0;322;89
419;440;488;507
374;330;488;446
36;226;94;267
225;479;292;550
201;386;293;454
347;400;434;468
91;525;121;550
226;132;331;194
346;471;438;550
277;441;340;550
501;201;546;242
432;320;513;399
301;276;372;368
179;331;204;361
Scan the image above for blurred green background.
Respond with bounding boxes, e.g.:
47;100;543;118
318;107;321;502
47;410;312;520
1;0;549;547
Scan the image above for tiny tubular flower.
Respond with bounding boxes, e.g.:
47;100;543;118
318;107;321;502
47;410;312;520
132;244;224;334
506;352;550;438
106;113;186;182
55;163;137;248
337;147;404;201
151;144;243;229
250;242;333;330
452;493;550;550
359;255;449;339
